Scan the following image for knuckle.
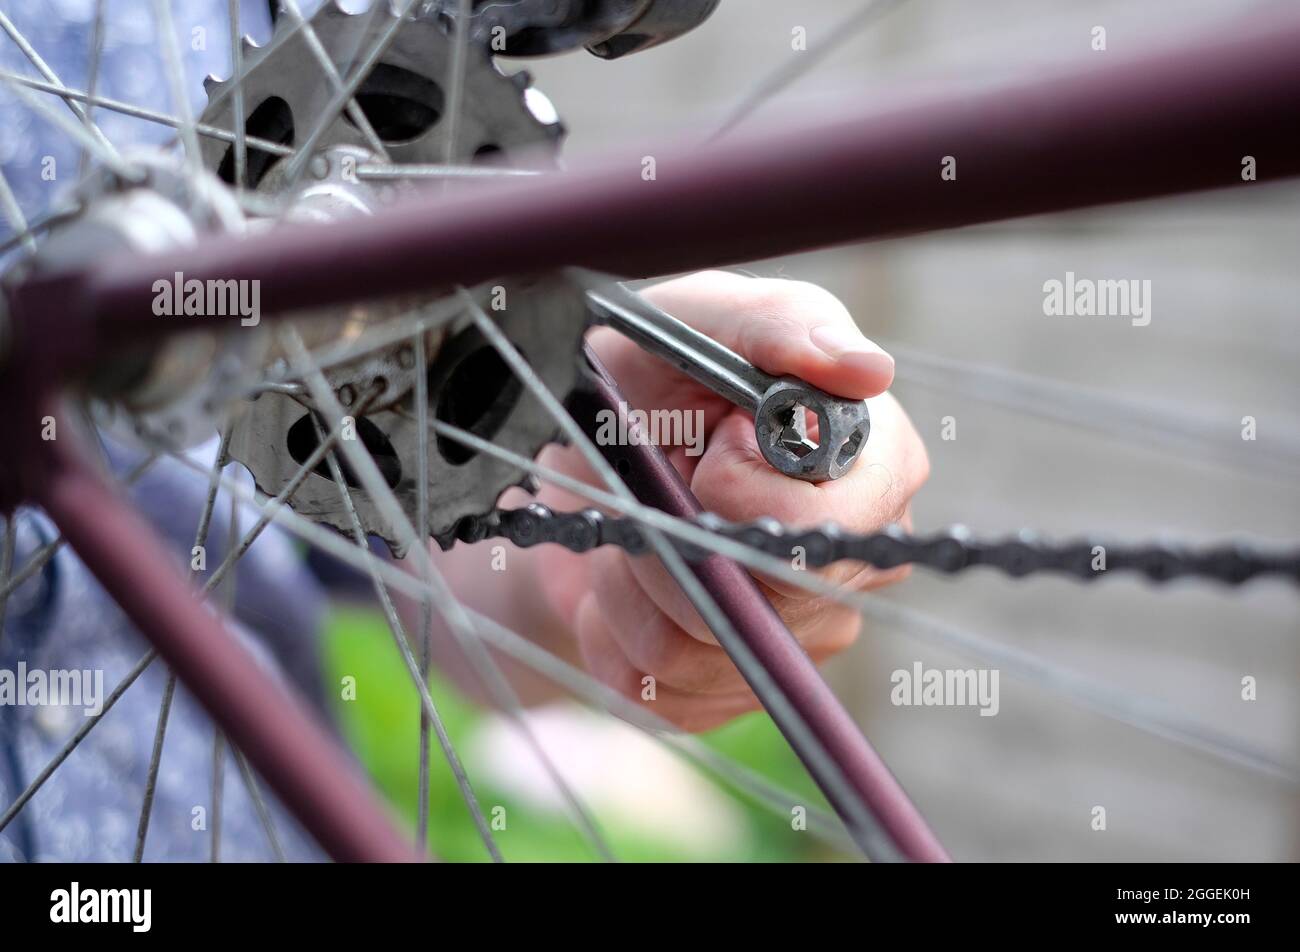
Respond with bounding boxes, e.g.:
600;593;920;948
641;631;728;692
738;309;802;364
883;563;913;586
765;276;840;307
809;626;862;662
769;588;834;632
750;279;846;324
669;698;757;734
628;623;685;680
828;614;864;651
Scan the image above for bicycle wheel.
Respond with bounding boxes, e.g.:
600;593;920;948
0;0;1296;865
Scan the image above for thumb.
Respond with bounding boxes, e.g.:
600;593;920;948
640;270;894;401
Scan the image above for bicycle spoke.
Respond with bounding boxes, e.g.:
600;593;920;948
0;536;60;607
0;517;15;649
462;607;858;853
0;0;1094;865
198;427;235;563
887;342;1300;482
152;0;202;171
0;165;35;252
281;0;422;186
427;416;1300;786
0;202;80;256
413;328;434;849
858;595;1300;786
232;748;286;862
200;405;364;594
54;414;364;860
221;450;238;590
162;445;848;854
80;0;106;175
211;730;225;862
210;469;240;865
0;70;136;180
0;650;159;835
197;455;323;591
279;325;616;862
458;289;900;861
133;427;232;862
216;481;285;863
280;0;389;160
355;163;540;180
309;415;502;862
132;673;176;862
0;9;111;149
201;4;312;118
0;70;294;160
441;0;472;167
711;0;908;139
254;294;471;389
0;433;315;848
228;0;248;190
70;400;113;473
0;454;158;605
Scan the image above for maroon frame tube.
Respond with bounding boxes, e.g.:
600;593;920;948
570;351;949;862
6;10;1300;375
23;415;421;863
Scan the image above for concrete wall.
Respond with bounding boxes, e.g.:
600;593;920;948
528;0;1300;860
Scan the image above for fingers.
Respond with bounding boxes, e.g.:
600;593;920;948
574;584;862;731
589;543;861;665
688;393;929;594
546;271;928;732
690;393;925;529
587;271;894;420
640;270;895;400
574;592;760;732
586;547;741;688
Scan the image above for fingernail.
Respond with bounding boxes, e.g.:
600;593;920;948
809;325;894;376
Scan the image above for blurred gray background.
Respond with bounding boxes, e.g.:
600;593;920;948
526;0;1300;861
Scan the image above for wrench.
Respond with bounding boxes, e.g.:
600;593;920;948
585;283;870;482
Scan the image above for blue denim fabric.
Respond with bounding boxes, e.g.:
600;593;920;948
0;1;335;861
0;443;331;862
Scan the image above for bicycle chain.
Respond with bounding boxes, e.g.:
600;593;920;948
451;505;1300;586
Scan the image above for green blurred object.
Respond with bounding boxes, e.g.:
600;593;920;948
322;605;849;862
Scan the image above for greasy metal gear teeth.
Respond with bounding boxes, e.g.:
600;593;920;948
203;0;583;554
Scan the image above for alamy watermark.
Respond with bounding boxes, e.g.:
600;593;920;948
152;271;260;326
1042;271;1151;327
595;401;705;457
0;663;105;717
50;882;151;932
890;662;1000;716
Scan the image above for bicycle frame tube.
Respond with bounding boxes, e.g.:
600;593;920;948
571;350;949;862
0;397;420;863
5;11;1300;375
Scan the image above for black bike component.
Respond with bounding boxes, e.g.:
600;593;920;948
453;505;1300;586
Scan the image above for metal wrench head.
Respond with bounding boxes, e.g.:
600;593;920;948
755;379;870;482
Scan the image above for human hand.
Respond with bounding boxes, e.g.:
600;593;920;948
534;270;930;731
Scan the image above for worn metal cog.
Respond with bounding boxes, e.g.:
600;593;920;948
232;275;589;554
199;0;564;185
201;0;587;555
